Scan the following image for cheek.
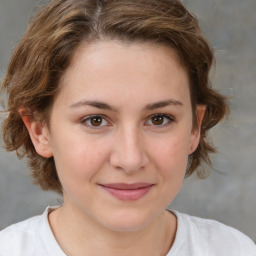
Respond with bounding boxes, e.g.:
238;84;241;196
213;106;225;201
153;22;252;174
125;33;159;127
147;135;190;208
51;133;111;186
151;132;191;176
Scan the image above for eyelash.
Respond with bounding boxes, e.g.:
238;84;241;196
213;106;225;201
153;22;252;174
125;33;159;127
145;114;175;127
80;113;175;129
81;115;110;129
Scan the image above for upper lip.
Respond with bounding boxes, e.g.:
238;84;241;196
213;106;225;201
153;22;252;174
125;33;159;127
99;183;154;190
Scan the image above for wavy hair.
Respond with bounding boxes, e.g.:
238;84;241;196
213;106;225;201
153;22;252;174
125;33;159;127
1;0;228;193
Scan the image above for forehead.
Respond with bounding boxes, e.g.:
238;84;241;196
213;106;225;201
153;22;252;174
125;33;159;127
56;40;190;109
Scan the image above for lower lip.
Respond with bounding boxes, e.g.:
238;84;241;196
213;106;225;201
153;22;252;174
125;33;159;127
100;185;153;201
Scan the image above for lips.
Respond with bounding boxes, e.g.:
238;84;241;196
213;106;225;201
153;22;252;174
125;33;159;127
99;183;154;201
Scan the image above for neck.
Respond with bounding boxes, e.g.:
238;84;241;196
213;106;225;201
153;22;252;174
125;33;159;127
49;203;177;256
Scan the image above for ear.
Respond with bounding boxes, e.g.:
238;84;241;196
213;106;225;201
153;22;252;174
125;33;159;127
19;108;53;158
188;105;206;154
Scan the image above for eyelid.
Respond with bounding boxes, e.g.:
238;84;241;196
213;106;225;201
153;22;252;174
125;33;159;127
80;114;111;129
145;113;175;127
80;113;175;130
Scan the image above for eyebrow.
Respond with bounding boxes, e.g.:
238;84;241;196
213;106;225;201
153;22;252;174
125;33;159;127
70;100;116;111
144;99;183;110
69;98;183;111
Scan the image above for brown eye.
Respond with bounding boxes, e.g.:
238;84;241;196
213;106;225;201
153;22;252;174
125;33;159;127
146;114;174;126
82;115;108;128
151;115;165;125
90;116;103;126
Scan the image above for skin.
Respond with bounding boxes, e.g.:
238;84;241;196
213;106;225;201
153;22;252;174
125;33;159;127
23;40;205;256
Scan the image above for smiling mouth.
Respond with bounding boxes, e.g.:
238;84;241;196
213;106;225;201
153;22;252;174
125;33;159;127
99;183;154;201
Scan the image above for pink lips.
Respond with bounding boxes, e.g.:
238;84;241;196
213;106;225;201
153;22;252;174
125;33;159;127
99;183;154;201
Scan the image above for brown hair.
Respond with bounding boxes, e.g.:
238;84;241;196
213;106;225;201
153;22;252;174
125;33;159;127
1;0;228;193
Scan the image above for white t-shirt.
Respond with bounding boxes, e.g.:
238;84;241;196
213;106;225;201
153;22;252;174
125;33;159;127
0;207;255;256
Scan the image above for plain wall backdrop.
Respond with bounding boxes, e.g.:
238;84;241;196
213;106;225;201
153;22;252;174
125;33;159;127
0;0;256;242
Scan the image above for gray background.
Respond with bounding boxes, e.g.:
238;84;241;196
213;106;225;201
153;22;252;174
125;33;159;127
0;0;255;242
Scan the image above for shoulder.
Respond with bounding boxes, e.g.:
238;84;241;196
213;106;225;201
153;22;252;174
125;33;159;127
0;215;41;255
170;211;256;256
0;207;62;256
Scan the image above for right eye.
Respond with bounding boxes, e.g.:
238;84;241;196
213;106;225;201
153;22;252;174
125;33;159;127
81;115;109;128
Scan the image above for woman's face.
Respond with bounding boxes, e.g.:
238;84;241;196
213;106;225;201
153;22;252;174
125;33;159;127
35;41;202;231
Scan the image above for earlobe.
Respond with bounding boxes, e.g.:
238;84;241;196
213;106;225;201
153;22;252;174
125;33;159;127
19;108;53;158
189;105;206;154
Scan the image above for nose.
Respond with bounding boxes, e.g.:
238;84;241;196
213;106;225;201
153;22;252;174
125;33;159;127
109;126;149;173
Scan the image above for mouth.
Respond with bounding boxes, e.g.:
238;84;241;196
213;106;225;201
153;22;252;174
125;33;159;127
99;183;154;201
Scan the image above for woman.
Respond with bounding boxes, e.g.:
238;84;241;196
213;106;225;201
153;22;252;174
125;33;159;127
0;0;255;255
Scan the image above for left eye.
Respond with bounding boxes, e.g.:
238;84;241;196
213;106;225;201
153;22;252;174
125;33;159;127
81;115;109;128
146;114;174;126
